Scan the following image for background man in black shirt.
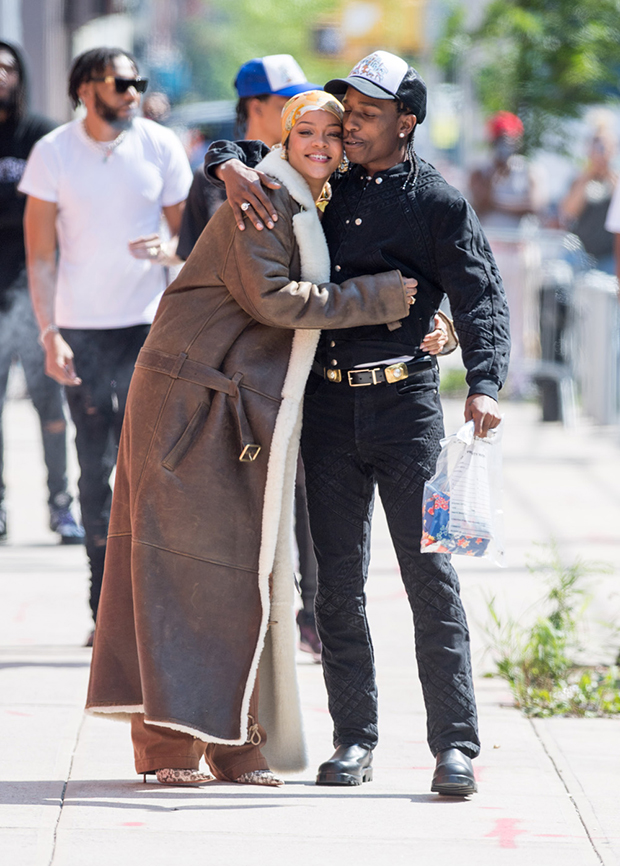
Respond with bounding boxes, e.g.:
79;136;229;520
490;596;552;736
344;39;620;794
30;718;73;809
0;40;83;544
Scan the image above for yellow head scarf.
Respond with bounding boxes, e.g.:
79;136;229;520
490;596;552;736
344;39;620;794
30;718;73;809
280;89;344;146
279;90;344;210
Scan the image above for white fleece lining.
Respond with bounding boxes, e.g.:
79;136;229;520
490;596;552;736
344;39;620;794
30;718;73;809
88;150;330;766
144;718;243;744
85;704;144;717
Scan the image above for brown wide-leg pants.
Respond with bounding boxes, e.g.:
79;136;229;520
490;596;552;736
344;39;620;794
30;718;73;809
131;685;269;780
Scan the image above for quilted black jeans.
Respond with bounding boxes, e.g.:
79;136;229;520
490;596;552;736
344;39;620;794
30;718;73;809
301;366;480;759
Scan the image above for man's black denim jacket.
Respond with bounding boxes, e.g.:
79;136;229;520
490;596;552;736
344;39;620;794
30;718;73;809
205;141;510;401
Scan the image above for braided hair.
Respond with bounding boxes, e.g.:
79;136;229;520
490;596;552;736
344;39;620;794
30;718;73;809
397;100;420;190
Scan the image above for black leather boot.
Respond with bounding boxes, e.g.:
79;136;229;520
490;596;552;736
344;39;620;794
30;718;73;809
315;744;373;786
431;748;477;796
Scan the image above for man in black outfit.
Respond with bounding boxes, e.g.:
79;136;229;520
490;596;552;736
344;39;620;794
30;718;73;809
0;40;83;544
205;50;510;796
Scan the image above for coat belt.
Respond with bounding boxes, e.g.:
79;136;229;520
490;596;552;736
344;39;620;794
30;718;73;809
136;347;261;462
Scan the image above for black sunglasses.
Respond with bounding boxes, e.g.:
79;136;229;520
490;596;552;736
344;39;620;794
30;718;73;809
90;76;149;94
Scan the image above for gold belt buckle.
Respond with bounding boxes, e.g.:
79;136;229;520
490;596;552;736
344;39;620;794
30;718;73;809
348;367;381;387
384;362;408;384
239;444;261;462
325;367;342;383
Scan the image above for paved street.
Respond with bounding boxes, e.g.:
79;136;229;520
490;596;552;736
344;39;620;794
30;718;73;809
1;383;619;865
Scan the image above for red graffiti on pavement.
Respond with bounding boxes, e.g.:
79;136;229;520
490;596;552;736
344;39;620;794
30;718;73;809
486;819;526;848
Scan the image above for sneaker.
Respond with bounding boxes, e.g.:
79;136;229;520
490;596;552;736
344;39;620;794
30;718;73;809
296;609;322;662
0;503;7;543
49;504;85;545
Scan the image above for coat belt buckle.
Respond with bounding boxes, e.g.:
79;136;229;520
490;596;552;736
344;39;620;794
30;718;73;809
384;362;408;384
348;367;381;387
239;444;261;462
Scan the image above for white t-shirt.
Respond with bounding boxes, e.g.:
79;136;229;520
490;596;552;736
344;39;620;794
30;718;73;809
604;181;620;234
19;117;192;329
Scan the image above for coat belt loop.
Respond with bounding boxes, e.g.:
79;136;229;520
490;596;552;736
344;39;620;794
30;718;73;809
231;372;261;462
170;352;188;378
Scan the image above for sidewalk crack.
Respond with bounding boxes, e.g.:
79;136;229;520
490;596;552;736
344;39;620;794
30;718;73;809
47;713;86;866
529;718;610;866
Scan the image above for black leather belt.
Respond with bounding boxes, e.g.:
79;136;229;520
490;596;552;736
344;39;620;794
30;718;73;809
313;357;432;387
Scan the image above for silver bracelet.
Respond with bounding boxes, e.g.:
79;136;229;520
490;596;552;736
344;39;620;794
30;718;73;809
38;323;59;346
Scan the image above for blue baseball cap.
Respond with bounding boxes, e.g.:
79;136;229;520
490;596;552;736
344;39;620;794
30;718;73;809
235;54;320;98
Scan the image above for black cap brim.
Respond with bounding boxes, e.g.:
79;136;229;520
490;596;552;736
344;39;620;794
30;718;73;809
324;76;395;101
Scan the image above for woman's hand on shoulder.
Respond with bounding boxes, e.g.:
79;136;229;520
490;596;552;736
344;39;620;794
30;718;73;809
218;159;282;231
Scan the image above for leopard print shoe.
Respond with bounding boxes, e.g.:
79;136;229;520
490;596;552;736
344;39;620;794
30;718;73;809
235;769;284;787
153;768;215;786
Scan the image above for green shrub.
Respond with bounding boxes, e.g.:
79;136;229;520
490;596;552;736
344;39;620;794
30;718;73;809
439;368;467;396
485;544;620;717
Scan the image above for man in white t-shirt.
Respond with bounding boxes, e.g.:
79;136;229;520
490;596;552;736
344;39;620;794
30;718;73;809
20;47;192;635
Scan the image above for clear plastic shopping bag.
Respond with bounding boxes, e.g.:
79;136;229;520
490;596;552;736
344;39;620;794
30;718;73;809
421;420;505;566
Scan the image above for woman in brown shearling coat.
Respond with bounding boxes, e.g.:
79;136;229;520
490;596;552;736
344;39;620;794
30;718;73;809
85;93;416;787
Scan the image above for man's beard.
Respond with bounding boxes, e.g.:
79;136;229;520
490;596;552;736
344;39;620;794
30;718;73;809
94;92;136;131
0;90;17;114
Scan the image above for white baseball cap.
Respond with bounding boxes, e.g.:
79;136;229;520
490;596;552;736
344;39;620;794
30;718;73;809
325;50;427;123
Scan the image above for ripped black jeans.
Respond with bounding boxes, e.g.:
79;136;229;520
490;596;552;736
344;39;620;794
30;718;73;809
61;325;150;619
301;366;480;759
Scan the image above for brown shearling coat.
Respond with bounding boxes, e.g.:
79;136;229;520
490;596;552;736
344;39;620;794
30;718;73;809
85;151;409;771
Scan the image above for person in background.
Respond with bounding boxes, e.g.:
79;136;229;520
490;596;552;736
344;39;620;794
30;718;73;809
469;111;545;397
142;91;171;124
561;125;617;274
0;40;83;545
469;111;546;229
176;55;324;661
20;47;192;640
176;55;320;259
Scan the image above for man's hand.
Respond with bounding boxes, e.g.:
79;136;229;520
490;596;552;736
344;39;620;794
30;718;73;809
128;233;164;260
42;332;81;386
217;159;281;231
129;233;183;267
464;394;501;438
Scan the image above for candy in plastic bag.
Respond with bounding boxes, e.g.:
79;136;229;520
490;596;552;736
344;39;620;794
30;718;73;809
421;420;504;566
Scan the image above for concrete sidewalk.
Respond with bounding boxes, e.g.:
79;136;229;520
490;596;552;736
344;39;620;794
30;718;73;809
1;392;619;865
